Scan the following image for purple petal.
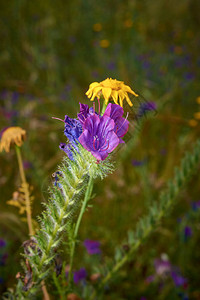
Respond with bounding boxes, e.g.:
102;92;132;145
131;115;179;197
104;103;124;121
78;130;93;152
98;115;115;136
106;130;120;153
115;116;129;139
82;113;100;135
77;103;90;123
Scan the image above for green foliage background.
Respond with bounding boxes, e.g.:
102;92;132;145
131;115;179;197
0;0;200;299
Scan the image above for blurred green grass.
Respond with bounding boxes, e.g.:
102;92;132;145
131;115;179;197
0;0;200;298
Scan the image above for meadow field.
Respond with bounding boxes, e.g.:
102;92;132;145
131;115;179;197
0;1;200;299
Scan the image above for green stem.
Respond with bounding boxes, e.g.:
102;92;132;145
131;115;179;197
68;176;94;287
15;145;34;236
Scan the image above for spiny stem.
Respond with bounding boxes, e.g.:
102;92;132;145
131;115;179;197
15;146;50;299
68;176;94;287
15;145;34;236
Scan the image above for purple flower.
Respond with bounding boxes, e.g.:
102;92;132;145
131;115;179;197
59;143;74;160
132;159;146;167
64;115;82;144
104;103;129;143
171;271;187;287
138;101;157;118
83;240;101;255
0;277;4;284
11;91;19;103
184;226;192;241
23;161;32;170
78;114;119;161
77;103;90;123
154;259;171;277
191;200;200;211
0;239;6;248
73;268;87;284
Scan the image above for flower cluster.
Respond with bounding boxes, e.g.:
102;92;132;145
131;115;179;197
60;102;129;161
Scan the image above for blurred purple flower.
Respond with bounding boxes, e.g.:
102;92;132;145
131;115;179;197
154;258;171;277
138;101;157;118
79;114;119;161
107;61;116;71
160;148;167;156
183;72;195;81
83;240;101;255
0;239;6;248
147;256;188;289
142;61;151;70
23;161;33;170
184;226;192;241
0;277;4;284
73;268;87;284
171;271;187;287
132;159;146;167
191;200;200;211
11;91;19;103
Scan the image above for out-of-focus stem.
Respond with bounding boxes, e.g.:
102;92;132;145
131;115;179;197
15;145;34;236
15;146;51;299
41;281;51;300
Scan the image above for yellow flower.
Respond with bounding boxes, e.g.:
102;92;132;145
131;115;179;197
86;78;138;107
194;112;200;120
196;96;200;104
100;39;110;48
0;126;26;153
93;23;102;32
124;19;133;28
188;119;198;127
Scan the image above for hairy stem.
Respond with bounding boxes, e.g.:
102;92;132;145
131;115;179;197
68;176;94;287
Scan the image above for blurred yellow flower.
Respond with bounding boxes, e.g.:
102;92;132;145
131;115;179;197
86;78;138;107
196;96;200;104
93;23;102;32
124;19;133;28
194;112;200;120
0;126;26;153
188;119;198;127
100;39;110;48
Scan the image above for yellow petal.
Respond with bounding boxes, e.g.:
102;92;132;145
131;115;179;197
89;82;99;90
102;87;112;102
118;91;125;107
111;90;119;104
91;86;102;101
124;85;138;97
124;92;133;107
